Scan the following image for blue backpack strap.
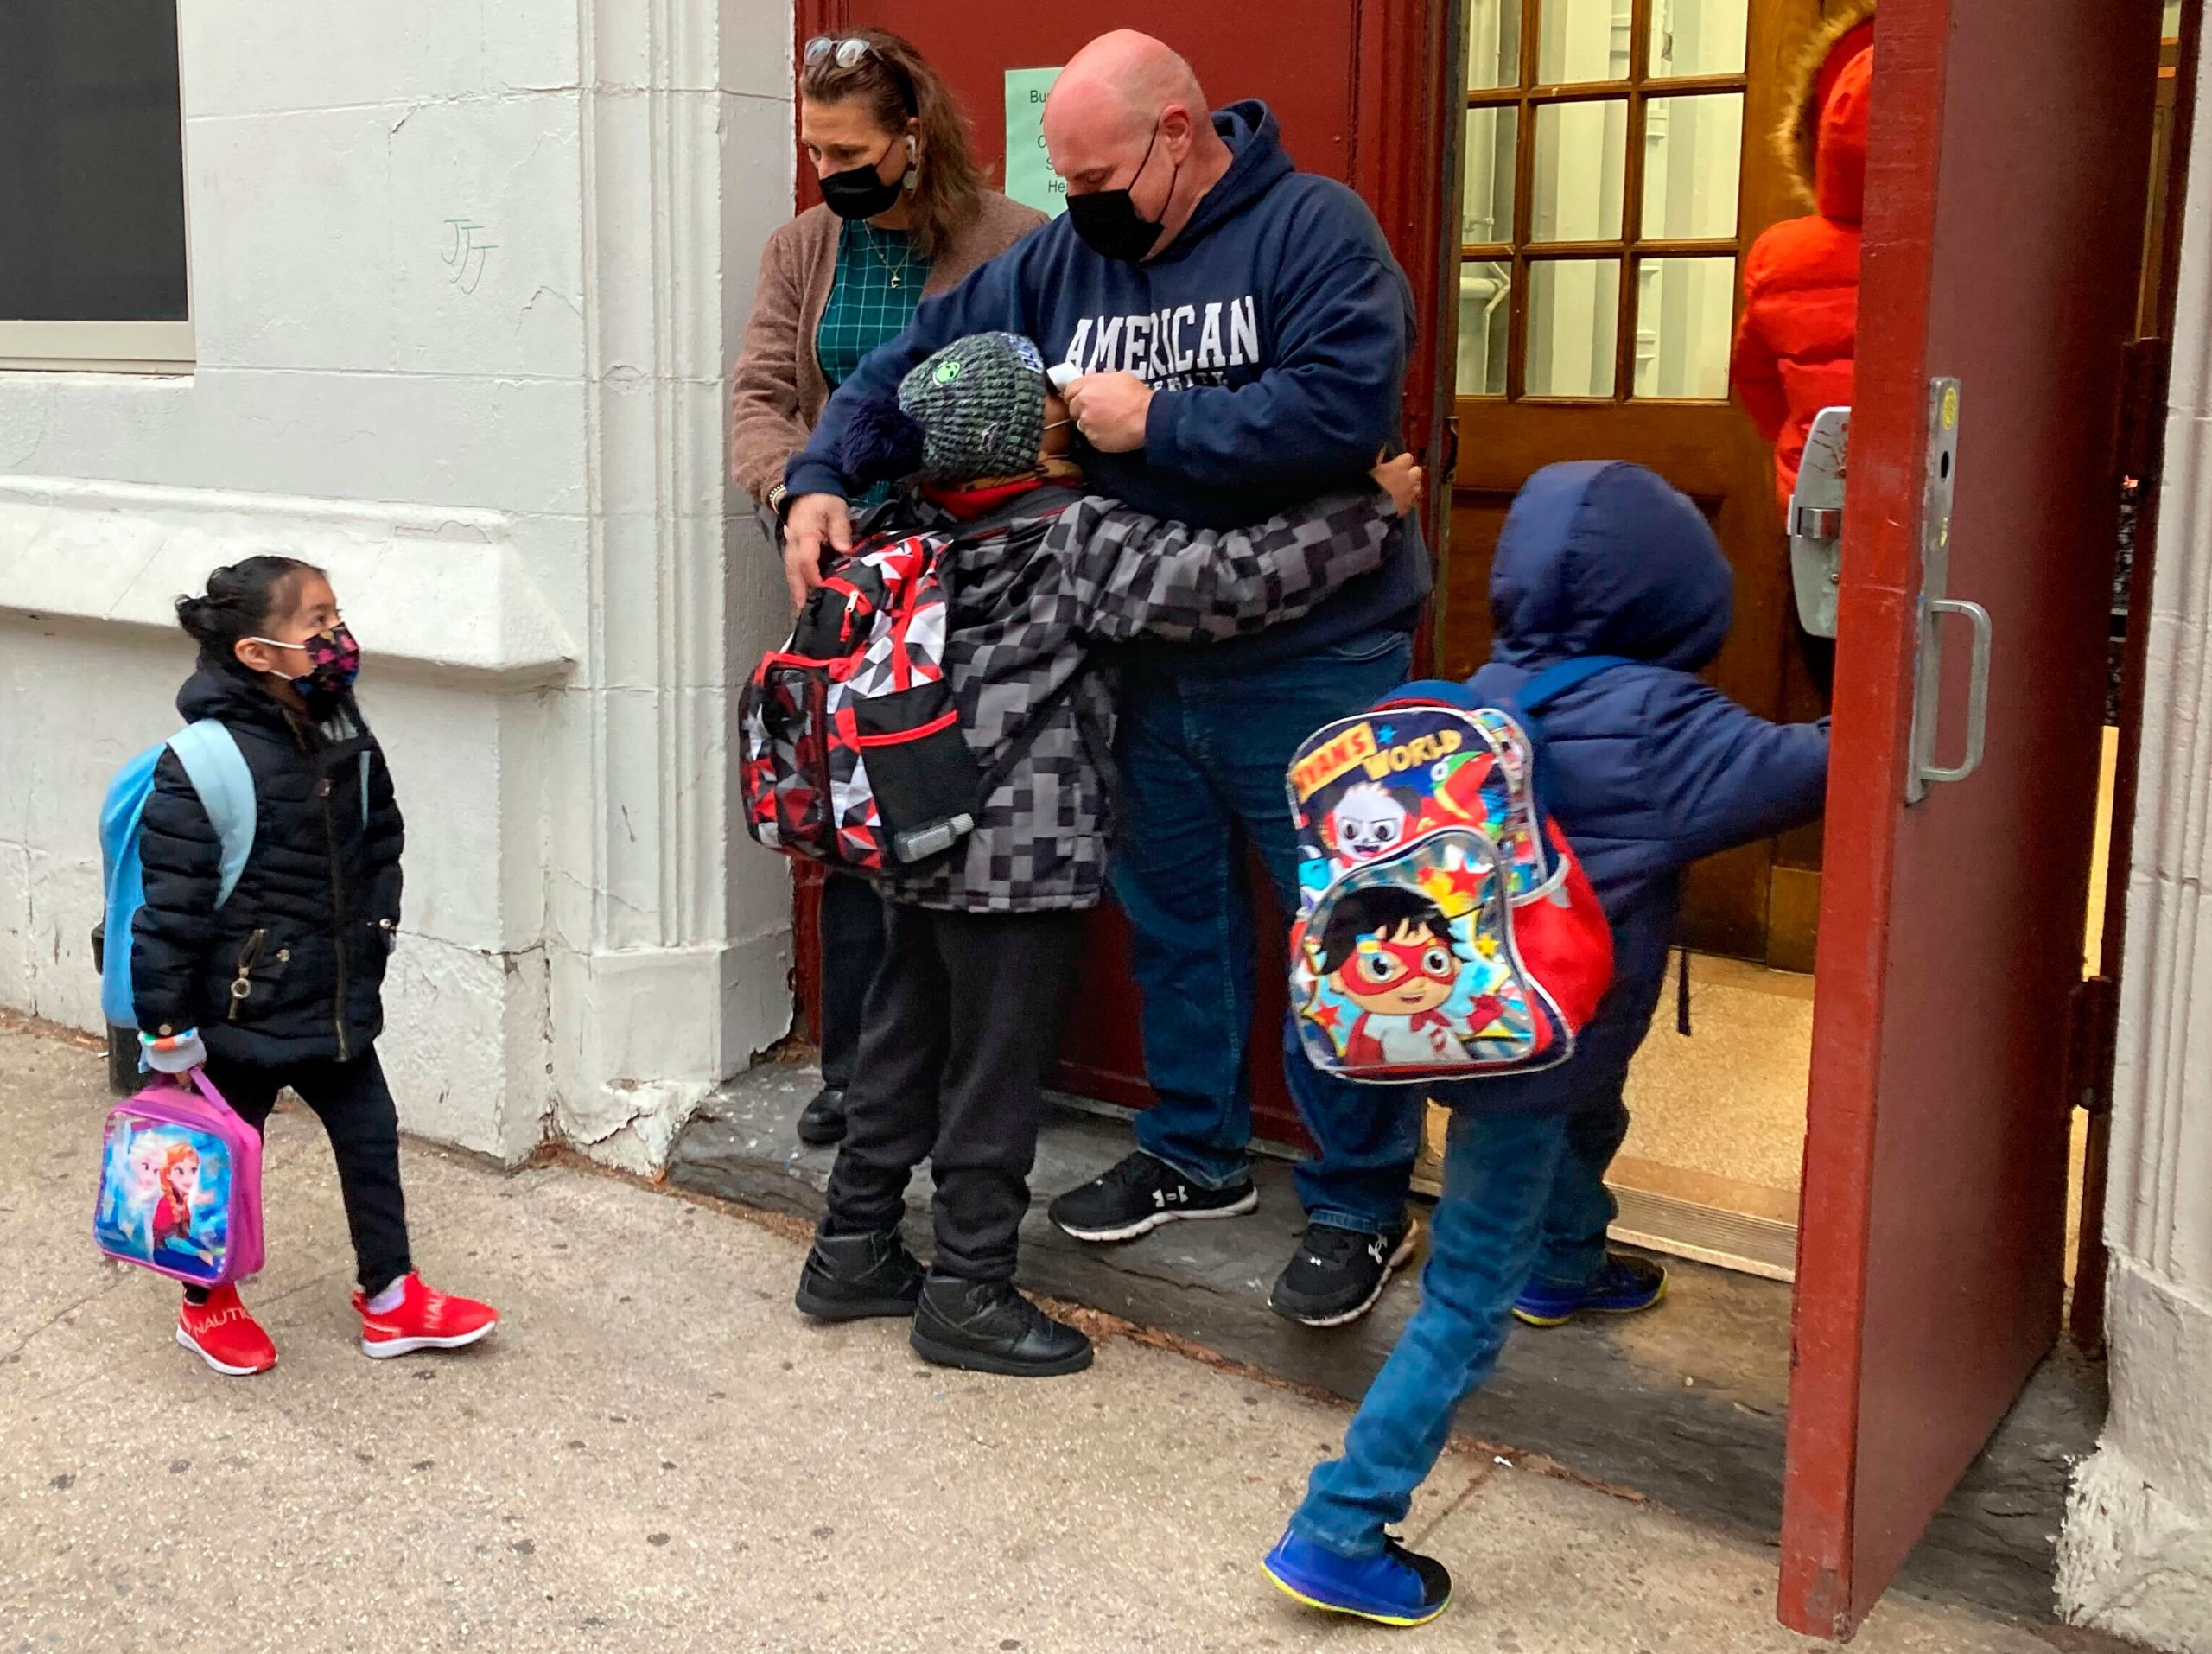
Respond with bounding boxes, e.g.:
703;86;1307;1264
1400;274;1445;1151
98;744;165;1028
1379;661;1633;812
1516;655;1637;713
167;721;257;908
1500;657;1634;825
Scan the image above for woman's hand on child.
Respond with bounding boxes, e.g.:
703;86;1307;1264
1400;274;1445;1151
1370;452;1425;517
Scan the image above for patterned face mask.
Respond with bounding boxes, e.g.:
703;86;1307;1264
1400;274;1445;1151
247;620;360;698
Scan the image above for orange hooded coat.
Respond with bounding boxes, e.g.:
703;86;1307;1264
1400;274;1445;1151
1732;3;1876;518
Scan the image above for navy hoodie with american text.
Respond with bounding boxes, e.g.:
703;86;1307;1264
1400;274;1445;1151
785;101;1428;670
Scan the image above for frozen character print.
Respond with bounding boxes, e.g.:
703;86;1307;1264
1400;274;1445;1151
151;1145;212;1273
1318;886;1476;1066
1328;783;1414;864
117;1131;168;1258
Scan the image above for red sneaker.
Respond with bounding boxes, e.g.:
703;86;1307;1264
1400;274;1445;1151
175;1284;278;1377
353;1274;498;1358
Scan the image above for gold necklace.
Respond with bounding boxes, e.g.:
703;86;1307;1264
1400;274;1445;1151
860;223;913;288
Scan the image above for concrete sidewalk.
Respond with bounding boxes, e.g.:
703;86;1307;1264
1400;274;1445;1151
0;1017;2101;1653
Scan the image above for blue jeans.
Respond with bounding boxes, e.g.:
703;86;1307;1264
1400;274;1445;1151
1111;629;1423;1236
1529;1088;1630;1288
1290;1085;1629;1556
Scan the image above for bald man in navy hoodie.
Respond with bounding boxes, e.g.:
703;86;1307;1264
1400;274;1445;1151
782;30;1428;1326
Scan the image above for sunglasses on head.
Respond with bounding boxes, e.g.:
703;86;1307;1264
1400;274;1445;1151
804;35;916;113
804;35;874;68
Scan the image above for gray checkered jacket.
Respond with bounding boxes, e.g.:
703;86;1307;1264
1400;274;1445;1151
882;480;1402;913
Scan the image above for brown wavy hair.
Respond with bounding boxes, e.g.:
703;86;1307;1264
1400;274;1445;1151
801;29;986;264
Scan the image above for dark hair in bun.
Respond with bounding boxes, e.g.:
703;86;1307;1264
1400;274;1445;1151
175;556;321;671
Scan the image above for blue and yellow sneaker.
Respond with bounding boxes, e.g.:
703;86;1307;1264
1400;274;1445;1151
1513;1252;1669;1327
1262;1530;1452;1627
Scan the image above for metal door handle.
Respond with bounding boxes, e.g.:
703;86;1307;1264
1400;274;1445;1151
1904;377;1977;805
1918;597;1993;787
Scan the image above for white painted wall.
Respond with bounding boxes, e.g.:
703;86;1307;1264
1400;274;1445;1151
0;0;798;1169
2060;21;2212;1648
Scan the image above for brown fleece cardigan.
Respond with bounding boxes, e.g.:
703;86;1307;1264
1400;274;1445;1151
728;194;1046;506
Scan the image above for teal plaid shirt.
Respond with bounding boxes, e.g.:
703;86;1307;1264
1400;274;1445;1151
816;221;925;508
817;220;925;391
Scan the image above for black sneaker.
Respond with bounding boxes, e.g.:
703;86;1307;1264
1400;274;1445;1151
1047;1151;1259;1243
794;1231;925;1321
909;1275;1094;1377
795;1085;847;1147
1269;1219;1419;1327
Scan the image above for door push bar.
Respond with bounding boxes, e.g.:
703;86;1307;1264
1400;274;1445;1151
1905;378;1991;802
1787;405;1848;641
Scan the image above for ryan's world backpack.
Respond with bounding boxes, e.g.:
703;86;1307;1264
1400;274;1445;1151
93;1066;265;1287
741;527;1048;872
1285;659;1624;1085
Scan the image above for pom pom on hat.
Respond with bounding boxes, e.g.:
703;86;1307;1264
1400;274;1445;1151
837;397;927;492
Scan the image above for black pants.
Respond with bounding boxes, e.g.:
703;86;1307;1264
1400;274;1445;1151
201;1050;413;1296
818;872;889;1093
823;904;1085;1282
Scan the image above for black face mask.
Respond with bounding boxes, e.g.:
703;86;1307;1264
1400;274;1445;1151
819;140;906;221
1065;124;1177;264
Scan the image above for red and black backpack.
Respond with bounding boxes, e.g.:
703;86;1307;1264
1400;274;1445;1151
740;527;988;870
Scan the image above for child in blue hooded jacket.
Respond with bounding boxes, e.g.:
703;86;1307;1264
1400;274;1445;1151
1262;461;1831;1626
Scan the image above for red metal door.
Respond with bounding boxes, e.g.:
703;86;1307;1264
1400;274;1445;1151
793;2;1457;1140
1780;0;2162;1635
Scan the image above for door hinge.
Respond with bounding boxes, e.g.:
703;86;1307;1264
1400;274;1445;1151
2067;974;2120;1116
2118;336;2171;487
1788;405;1849;639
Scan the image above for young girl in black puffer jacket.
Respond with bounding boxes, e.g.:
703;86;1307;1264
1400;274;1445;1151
133;556;496;1376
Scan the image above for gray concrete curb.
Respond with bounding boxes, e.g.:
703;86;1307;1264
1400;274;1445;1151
670;1061;2106;1625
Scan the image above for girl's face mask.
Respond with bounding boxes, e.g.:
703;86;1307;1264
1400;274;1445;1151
247;620;361;699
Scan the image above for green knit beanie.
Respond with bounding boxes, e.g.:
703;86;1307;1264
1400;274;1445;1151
896;332;1047;483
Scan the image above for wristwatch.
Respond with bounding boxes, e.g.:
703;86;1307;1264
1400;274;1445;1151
766;482;789;518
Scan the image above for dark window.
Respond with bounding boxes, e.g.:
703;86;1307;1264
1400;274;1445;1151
0;0;188;323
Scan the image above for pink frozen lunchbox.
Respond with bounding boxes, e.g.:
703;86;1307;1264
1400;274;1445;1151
93;1070;264;1287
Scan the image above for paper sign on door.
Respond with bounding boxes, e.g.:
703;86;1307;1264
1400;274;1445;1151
1004;67;1065;218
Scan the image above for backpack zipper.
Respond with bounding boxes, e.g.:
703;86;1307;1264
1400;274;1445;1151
226;929;268;1021
317;775;352;1062
806;678;836;842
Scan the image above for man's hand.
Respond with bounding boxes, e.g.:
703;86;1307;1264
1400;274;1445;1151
1370;452;1425;517
782;493;853;613
1065;372;1155;455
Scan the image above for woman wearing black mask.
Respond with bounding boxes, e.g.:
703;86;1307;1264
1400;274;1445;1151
731;29;1042;1151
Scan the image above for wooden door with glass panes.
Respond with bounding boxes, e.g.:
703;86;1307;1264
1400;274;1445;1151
1444;0;1822;964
